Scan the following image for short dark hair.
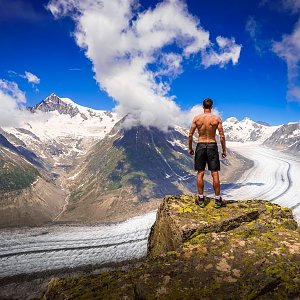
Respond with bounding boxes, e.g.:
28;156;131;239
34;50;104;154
203;98;213;109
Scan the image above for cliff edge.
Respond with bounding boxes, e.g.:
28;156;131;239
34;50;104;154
43;195;300;299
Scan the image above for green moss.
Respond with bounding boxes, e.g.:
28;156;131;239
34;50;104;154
179;195;191;201
189;233;207;245
265;262;297;278
280;207;290;211
178;205;193;214
182;241;190;248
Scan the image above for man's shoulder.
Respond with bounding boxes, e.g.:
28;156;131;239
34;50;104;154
211;114;221;121
193;114;203;121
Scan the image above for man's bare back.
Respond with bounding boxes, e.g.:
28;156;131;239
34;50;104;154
189;112;226;156
192;113;223;143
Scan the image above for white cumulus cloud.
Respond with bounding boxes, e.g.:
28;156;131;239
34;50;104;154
201;36;241;68
0;79;26;103
47;0;241;130
8;70;40;86
0;79;27;127
0;79;43;127
24;71;40;85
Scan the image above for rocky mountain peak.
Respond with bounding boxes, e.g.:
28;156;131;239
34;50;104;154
27;93;86;119
223;117;276;142
45;93;60;103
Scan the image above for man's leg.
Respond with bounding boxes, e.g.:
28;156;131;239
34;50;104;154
211;171;220;196
211;171;226;207
196;170;205;207
197;170;205;195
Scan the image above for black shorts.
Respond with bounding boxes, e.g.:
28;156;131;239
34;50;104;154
194;142;220;171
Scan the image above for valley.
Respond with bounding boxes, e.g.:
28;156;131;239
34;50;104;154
0;93;299;227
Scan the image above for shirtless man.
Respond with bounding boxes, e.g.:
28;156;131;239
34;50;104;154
188;98;227;208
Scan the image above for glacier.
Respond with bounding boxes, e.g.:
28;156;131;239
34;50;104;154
1;141;300;278
224;142;300;223
0;211;156;278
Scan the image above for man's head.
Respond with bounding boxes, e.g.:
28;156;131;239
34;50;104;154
203;98;213;109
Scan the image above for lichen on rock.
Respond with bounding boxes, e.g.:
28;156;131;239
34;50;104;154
42;195;300;299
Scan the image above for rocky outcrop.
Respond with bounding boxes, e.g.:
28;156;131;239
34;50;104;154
43;195;300;299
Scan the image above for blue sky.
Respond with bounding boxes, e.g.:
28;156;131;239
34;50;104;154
0;0;300;125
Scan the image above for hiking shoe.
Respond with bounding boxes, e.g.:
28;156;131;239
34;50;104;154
214;197;226;209
195;196;205;208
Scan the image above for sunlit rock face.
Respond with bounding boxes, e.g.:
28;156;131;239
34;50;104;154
28;93;83;118
43;195;300;299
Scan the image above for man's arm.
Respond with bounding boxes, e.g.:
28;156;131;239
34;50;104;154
217;117;226;158
188;117;197;155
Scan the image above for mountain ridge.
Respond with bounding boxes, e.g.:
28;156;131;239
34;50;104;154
222;116;279;143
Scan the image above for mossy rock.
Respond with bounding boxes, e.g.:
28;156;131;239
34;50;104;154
42;195;300;299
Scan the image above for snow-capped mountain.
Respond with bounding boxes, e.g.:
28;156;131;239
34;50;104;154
13;93;118;145
28;93;87;117
0;94;246;226
0;94;120;226
223;117;278;142
223;117;299;154
264;122;300;155
3;94;119;168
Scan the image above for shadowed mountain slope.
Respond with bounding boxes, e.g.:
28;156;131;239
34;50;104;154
58;122;196;222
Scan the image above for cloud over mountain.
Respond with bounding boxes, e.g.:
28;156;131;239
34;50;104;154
0;79;27;127
47;0;241;130
0;79;43;127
